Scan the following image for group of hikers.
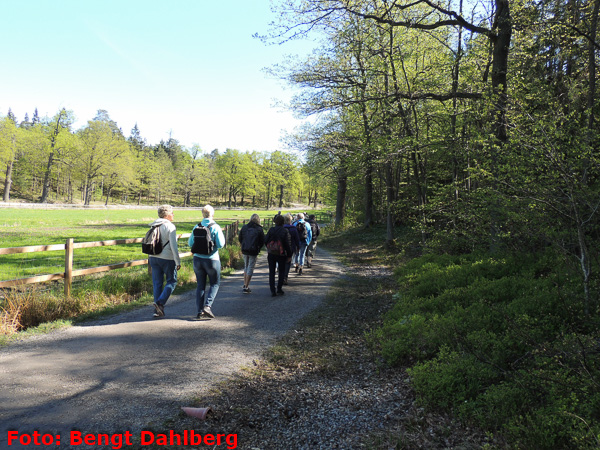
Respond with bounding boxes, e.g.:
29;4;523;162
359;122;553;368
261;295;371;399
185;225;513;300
146;204;320;320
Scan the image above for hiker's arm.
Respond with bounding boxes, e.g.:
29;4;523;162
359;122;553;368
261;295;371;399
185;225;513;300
168;226;181;267
214;226;226;249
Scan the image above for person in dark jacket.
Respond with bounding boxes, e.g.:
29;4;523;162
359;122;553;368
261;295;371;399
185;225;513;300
264;214;292;296
283;213;300;285
238;213;265;294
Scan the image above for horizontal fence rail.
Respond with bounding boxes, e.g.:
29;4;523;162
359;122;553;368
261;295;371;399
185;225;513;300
0;233;194;296
0;212;332;297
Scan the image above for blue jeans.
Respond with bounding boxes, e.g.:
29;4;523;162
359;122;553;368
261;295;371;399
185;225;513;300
193;256;221;312
295;243;308;267
149;257;177;306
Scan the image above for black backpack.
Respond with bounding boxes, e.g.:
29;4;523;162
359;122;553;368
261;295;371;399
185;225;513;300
309;220;319;239
191;223;215;255
142;225;167;255
296;221;308;240
241;225;260;253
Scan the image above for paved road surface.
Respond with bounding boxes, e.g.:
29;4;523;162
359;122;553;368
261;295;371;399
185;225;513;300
0;248;342;449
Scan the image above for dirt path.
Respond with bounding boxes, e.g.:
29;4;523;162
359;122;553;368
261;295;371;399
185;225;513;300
0;249;342;449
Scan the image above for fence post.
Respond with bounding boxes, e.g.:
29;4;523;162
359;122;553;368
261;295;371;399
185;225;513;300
65;238;74;297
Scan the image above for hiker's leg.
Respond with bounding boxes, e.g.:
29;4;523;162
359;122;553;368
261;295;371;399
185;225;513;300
193;257;207;314
149;257;164;303
204;258;221;308
157;259;177;305
245;255;257;286
267;254;277;293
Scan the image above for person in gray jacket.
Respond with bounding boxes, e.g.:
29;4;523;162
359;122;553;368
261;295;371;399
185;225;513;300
149;204;181;318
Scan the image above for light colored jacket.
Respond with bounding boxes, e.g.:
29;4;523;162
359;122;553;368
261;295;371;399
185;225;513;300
188;218;225;261
149;218;181;266
293;219;312;246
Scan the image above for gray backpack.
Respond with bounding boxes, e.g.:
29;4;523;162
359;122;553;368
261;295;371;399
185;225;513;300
142;225;167;255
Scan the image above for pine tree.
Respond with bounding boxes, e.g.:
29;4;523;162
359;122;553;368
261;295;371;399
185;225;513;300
20;113;32;129
128;123;146;153
7;108;17;125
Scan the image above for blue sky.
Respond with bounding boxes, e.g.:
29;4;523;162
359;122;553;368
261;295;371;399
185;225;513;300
1;1;314;152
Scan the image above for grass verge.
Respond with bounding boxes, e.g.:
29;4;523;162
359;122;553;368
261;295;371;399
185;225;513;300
0;245;244;345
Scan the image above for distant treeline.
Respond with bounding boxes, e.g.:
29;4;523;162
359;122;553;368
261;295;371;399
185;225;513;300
0;108;330;208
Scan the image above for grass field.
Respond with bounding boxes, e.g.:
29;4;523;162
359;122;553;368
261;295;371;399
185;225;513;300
0;207;308;281
0;206;326;338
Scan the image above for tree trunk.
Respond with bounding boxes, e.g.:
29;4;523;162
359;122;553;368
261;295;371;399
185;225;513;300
364;161;374;227
40;152;55;203
356;41;375;228
588;0;600;131
385;162;395;248
105;187;112;206
278;184;284;208
68;174;73;203
3;159;13;202
40;109;67;203
451;0;464;202
335;167;348;228
491;0;512;144
488;0;512;250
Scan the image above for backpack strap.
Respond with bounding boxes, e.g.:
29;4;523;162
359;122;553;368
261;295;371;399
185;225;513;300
155;223;170;248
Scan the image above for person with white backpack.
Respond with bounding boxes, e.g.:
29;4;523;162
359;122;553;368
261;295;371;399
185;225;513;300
146;204;181;318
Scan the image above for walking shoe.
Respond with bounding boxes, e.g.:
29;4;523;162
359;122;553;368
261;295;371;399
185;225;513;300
271;291;277;297
277;289;285;295
283;278;288;285
196;312;204;320
243;286;251;294
153;302;165;317
294;265;299;273
298;268;303;275
202;306;215;319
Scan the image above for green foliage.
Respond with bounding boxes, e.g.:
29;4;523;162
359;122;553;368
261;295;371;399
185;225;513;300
0;108;325;208
370;250;600;448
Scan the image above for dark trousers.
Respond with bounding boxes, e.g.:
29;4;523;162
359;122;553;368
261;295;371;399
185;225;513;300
267;253;287;293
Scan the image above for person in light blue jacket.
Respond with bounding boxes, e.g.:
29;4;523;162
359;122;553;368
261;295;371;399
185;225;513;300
292;213;312;275
188;204;225;319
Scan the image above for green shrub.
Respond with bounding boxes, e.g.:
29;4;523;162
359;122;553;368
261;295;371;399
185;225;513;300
370;249;600;447
218;247;231;267
408;346;500;410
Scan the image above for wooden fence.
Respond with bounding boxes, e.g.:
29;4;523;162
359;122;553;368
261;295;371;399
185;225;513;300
0;221;241;297
0;212;332;297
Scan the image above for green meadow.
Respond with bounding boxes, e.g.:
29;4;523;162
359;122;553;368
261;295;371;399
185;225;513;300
0;208;290;281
